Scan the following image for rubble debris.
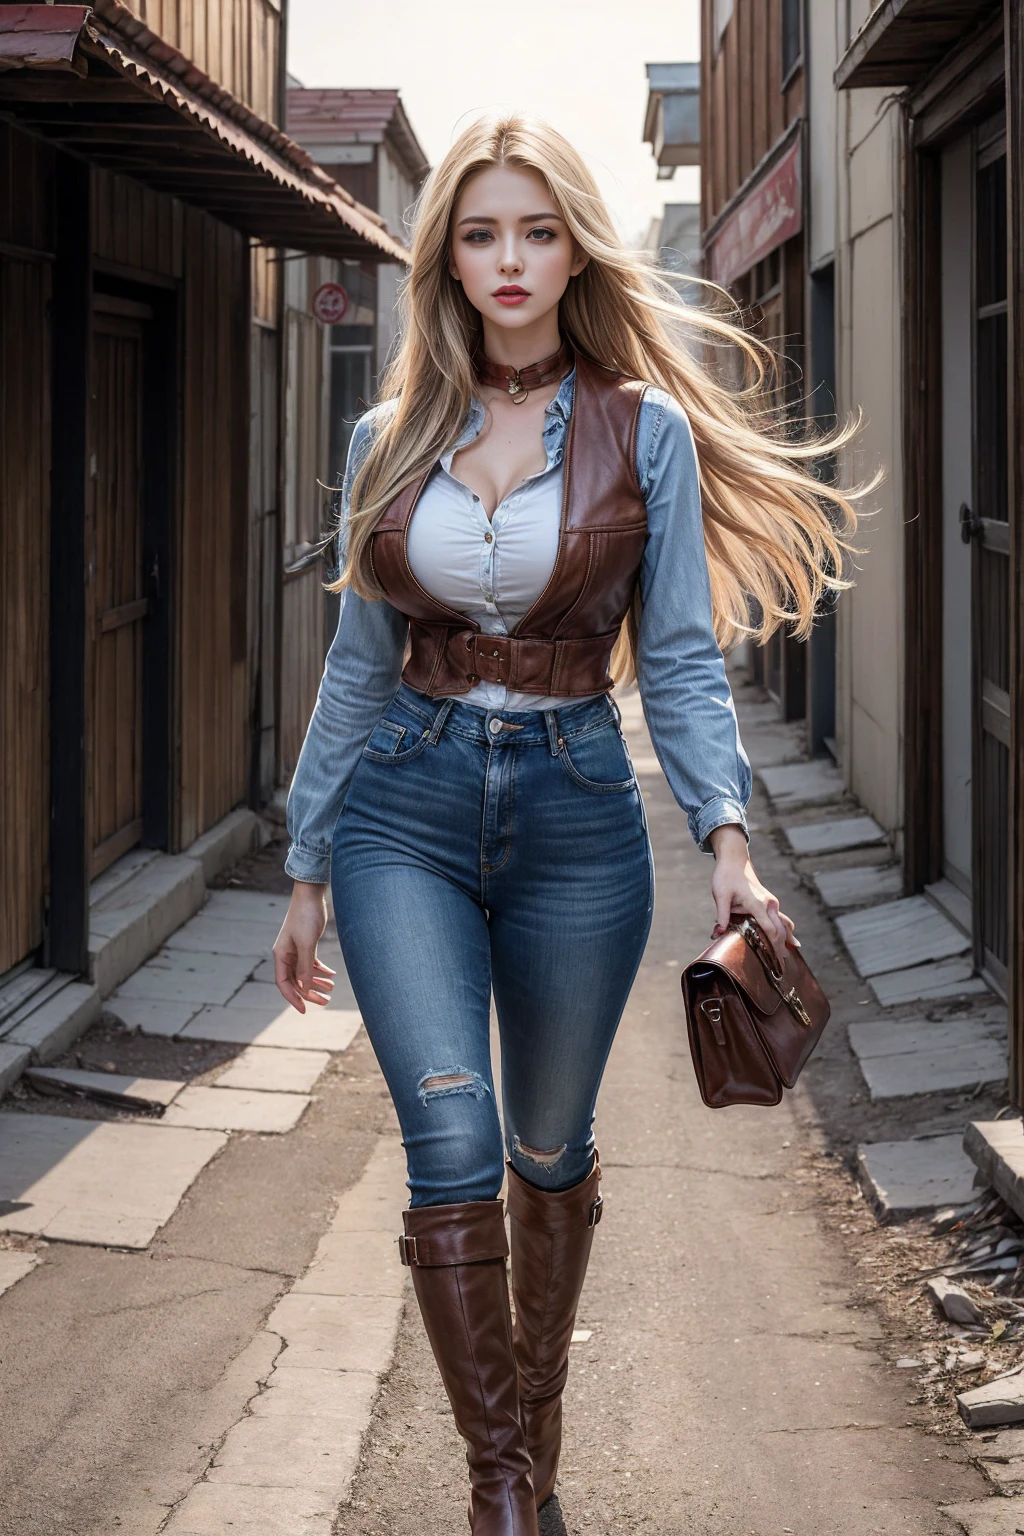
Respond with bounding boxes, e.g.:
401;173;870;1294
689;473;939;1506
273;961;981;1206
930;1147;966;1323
958;1367;1024;1429
929;1277;985;1326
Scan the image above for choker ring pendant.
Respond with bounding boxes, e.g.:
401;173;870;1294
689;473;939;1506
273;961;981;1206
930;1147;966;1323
474;339;572;405
507;372;529;405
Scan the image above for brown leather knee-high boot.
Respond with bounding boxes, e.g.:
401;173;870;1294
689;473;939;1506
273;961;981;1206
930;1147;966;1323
506;1156;603;1509
400;1200;539;1536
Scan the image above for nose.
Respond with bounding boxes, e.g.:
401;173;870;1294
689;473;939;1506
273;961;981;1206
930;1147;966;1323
497;233;523;278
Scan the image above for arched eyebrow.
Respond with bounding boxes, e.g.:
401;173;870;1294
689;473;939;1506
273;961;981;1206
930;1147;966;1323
455;211;565;227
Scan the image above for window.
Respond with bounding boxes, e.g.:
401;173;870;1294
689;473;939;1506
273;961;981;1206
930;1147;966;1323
782;0;801;80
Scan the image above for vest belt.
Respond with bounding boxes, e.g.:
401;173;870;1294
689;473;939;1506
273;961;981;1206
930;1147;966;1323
406;624;620;699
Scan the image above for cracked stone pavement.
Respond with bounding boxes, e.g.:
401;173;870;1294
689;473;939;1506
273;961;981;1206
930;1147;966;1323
0;688;997;1534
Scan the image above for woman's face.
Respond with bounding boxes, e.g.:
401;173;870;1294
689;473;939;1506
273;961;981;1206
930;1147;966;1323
449;164;588;336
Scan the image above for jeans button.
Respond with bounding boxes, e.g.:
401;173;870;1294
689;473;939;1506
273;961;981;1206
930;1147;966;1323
489;719;502;735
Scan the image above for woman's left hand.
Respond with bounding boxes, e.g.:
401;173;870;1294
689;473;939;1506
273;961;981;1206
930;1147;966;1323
707;824;796;964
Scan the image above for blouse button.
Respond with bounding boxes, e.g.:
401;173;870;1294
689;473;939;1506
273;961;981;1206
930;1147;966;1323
484;532;493;544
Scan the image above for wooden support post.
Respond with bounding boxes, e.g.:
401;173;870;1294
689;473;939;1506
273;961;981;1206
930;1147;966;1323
1005;1;1024;1104
48;154;91;974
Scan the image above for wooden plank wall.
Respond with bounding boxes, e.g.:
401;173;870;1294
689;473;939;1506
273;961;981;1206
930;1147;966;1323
701;0;805;227
93;168;251;850
0;126;55;971
177;207;250;846
123;0;281;122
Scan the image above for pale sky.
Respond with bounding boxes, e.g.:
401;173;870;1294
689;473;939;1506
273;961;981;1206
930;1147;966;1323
288;0;702;247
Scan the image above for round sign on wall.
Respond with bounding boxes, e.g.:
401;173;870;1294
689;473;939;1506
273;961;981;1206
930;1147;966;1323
312;282;350;325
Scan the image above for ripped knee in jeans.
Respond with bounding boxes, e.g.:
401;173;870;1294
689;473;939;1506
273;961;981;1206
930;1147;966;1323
417;1068;491;1105
512;1134;568;1169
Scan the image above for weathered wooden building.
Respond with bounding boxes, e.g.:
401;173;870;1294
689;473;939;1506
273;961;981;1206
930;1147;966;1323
0;1;406;988
698;0;839;744
831;1;1024;1088
287;87;430;477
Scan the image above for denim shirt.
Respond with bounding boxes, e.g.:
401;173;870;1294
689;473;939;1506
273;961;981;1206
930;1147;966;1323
285;370;751;883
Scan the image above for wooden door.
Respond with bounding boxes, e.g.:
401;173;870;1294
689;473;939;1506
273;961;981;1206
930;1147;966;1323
87;300;151;877
969;127;1010;989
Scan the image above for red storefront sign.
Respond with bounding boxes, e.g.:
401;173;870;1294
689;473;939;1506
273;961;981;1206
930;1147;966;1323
708;136;802;289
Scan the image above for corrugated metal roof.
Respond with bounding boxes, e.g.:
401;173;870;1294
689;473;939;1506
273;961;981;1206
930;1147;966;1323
287;87;430;184
0;2;410;262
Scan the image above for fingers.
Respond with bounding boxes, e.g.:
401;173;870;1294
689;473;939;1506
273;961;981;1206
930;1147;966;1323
713;887;734;936
303;959;336;1008
273;942;306;1015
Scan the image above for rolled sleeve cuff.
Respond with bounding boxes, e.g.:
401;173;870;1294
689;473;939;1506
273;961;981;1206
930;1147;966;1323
284;843;332;884
691;797;749;854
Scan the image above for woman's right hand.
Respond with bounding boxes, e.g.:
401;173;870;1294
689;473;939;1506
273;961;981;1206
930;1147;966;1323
273;881;336;1014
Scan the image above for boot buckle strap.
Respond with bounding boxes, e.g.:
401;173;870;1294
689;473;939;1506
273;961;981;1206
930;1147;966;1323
588;1194;603;1228
397;1234;419;1266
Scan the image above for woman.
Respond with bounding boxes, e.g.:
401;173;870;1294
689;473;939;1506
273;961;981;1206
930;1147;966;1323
274;115;856;1536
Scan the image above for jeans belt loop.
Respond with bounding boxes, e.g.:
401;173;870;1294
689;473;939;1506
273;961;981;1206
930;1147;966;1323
427;697;455;746
543;709;561;757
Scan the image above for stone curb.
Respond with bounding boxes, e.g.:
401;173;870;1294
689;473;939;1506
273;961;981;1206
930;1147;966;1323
1;808;269;1102
162;1136;409;1535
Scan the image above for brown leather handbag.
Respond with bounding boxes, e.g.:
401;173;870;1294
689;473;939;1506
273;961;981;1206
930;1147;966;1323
681;917;830;1108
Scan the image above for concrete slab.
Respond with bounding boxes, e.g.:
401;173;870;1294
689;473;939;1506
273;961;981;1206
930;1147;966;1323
958;1371;1024;1429
251;1366;379;1422
738;723;805;768
214;1046;330;1094
185;807;266;884
292;1226;405;1300
103;997;201;1037
848;1017;1008;1099
964;1121;1024;1225
870;958;991;1008
812;863;903;911
25;1067;186;1109
757;760;846;809
837;894;972;978
857;1133;979;1222
0;1113;226;1248
0;1249;38;1297
0;1042;30;1096
206;1402;366;1495
161;1085;310;1134
180;1001;361;1054
926;877;973;936
164;915;277;958
783;815;887;856
5;982;101;1063
203;889;292;924
266;1291;404;1374
162;1481;336;1535
942;1497;1024;1534
88;854;205;997
112;950;256;1006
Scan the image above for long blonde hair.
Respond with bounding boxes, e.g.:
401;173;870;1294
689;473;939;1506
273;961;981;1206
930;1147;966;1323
333;112;859;661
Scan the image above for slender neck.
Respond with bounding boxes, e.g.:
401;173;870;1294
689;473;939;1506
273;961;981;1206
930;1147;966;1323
478;312;562;370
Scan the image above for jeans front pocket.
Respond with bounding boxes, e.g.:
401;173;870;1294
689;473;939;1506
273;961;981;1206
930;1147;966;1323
362;714;431;764
557;721;637;793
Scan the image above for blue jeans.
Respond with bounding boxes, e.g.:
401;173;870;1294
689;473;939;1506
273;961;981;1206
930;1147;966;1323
332;683;654;1207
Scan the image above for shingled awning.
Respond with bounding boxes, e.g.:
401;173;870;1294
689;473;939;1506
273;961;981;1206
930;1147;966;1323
834;0;997;90
0;2;409;262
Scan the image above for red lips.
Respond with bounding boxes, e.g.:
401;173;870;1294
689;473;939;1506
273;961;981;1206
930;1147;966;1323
493;285;530;306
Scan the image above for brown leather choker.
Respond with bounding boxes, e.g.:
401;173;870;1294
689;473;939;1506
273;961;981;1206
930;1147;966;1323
473;340;572;404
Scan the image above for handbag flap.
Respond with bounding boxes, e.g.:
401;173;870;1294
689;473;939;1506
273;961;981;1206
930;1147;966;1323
686;928;782;1016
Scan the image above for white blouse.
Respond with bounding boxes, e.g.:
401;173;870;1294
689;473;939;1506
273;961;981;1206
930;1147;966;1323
406;444;581;712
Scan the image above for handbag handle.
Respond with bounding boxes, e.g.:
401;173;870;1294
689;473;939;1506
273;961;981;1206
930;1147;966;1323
734;917;814;1030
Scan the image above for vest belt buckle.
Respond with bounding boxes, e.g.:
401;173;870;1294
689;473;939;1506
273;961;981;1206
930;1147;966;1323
475;634;510;684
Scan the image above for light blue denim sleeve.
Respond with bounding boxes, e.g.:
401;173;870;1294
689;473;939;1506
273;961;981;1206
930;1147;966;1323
285;411;409;883
634;389;751;850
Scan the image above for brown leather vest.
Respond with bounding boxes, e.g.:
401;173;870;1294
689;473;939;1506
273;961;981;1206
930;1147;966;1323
369;354;647;699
